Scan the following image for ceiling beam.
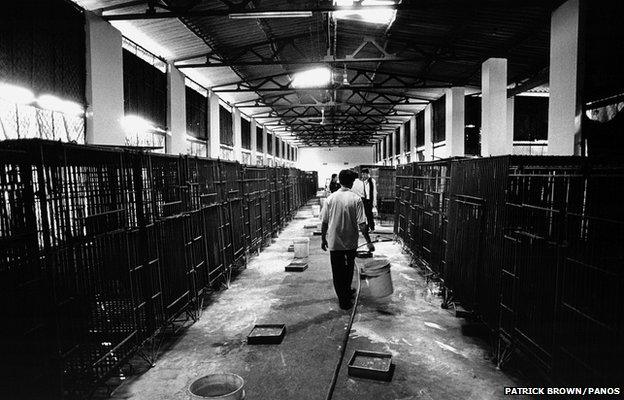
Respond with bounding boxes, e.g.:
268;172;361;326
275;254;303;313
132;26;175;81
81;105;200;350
236;101;427;108
176;56;436;68
103;1;559;20
212;84;452;93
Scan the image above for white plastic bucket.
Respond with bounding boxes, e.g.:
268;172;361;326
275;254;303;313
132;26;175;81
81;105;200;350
293;237;310;259
188;373;245;399
361;258;393;298
311;204;320;217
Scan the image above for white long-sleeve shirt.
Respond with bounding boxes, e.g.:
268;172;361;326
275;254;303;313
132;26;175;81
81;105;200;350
351;178;377;206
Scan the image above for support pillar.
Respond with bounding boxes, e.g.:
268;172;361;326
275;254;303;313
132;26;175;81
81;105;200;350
424;104;434;160
232;108;242;162
208;91;220;159
409;115;417;158
385;134;390;165
166;63;186;155
445;87;465;157
85;13;125;145
271;131;277;161
262;125;269;165
250;118;257;162
481;58;510;156
548;0;584;155
399;123;406;163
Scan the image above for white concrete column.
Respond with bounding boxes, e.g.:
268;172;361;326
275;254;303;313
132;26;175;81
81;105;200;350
409;115;417;158
424;104;434;160
548;0;583;155
232;107;242;162
507;96;515;152
208;91;220;159
262;125;268;164
399;123;406;162
250;118;257;161
85;13;125;145
445;87;465;157
271;131;277;159
481;58;510;156
385;134;390;164
166;63;187;155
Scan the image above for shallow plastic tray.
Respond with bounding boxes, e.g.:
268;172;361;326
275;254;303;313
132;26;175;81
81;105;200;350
347;350;393;381
285;261;308;272
247;324;286;345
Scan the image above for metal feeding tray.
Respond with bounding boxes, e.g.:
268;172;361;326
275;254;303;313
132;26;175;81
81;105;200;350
247;324;286;345
285;260;308;272
347;350;393;381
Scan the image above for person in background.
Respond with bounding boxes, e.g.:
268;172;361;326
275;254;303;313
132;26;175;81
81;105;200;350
350;172;365;198
360;168;377;231
321;170;375;310
328;173;341;193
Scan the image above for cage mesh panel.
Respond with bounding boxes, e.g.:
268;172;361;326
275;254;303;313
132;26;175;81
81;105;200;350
0;139;317;398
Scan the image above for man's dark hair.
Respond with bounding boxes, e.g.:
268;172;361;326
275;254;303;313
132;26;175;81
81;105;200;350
361;168;370;174
331;173;337;178
338;169;357;188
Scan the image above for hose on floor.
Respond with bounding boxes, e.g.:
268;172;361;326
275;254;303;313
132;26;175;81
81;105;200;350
324;255;361;400
324;235;392;400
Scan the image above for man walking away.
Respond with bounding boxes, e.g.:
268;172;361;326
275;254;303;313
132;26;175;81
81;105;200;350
359;169;377;231
320;170;375;310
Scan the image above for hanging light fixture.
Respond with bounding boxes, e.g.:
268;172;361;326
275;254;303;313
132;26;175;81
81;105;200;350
229;11;312;19
292;67;332;88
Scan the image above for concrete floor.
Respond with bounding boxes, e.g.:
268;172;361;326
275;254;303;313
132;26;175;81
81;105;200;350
110;204;529;400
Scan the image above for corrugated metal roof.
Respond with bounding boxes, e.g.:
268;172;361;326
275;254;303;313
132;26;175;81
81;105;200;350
70;0;561;146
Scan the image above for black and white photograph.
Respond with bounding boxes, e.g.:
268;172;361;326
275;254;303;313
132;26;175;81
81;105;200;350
0;0;622;399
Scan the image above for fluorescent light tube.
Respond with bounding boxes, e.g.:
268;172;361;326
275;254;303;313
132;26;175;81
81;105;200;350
229;11;313;19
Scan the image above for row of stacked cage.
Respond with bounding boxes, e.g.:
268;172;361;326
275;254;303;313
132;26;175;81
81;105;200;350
0;139;317;400
395;156;623;386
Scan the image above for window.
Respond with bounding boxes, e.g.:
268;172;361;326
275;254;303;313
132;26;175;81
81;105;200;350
256;126;263;152
404;119;411;150
394;128;400;155
465;96;481;156
514;96;548;141
123;49;167;130
416;111;425;147
219;105;233;146
0;1;86;143
220;146;233;160
276;137;281;158
187;136;207;157
241;118;251;150
432;96;446;143
267;132;273;154
185;85;207;139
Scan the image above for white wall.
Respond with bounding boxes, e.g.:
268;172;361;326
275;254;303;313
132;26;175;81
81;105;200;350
296;146;374;188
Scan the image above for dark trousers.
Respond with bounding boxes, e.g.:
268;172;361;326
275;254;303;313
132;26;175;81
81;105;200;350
362;198;375;230
330;250;356;305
